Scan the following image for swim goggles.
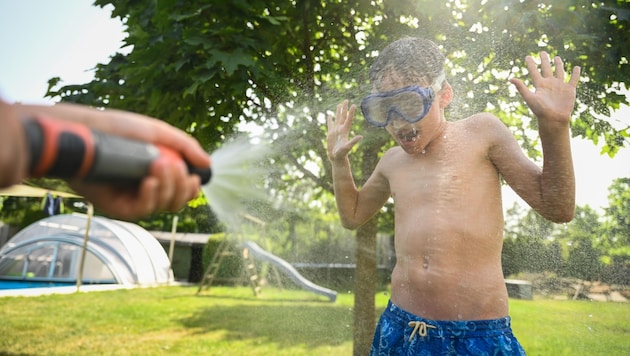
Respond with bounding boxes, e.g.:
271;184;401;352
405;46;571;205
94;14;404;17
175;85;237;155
360;74;445;128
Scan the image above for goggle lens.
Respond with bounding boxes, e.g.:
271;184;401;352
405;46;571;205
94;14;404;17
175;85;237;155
360;85;435;128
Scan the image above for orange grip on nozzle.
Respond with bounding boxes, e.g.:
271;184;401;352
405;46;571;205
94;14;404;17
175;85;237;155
153;145;212;185
153;146;181;168
30;116;96;179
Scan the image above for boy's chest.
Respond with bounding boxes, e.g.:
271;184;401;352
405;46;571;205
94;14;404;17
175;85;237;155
386;142;495;201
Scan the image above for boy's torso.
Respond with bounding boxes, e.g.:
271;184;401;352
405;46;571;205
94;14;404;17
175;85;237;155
381;116;510;321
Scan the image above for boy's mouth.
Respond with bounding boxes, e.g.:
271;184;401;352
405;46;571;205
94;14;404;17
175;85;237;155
398;128;418;143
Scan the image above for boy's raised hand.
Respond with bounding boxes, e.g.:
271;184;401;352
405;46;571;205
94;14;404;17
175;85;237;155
327;100;363;162
510;51;581;125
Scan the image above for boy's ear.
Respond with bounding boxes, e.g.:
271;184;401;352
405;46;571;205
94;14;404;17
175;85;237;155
438;82;453;108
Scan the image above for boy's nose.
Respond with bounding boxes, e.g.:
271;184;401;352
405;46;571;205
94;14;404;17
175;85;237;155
388;114;408;129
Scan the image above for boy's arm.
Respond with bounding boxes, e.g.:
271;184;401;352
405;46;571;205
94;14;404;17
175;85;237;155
504;51;581;222
327;100;390;229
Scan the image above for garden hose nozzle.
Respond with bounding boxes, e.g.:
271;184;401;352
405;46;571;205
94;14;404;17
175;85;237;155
22;115;212;185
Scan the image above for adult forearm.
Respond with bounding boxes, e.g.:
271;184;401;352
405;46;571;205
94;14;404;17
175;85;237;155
0;100;29;188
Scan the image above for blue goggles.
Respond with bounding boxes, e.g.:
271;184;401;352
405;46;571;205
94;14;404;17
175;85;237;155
360;85;436;128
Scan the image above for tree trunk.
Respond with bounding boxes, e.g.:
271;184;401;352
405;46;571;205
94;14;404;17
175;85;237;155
353;218;378;356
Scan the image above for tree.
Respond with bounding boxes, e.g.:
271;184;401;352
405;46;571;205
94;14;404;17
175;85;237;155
554;205;605;279
503;206;561;275
44;1;630;353
601;177;630;284
604;177;630;244
566;238;603;280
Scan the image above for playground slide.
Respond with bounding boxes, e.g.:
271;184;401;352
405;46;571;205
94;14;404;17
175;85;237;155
243;241;337;302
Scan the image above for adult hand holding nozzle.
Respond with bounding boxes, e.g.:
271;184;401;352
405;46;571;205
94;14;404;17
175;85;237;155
1;99;211;220
20;115;212;220
22;115;212;185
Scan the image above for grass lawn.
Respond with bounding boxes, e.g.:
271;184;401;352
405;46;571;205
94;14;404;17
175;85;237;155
509;297;630;355
1;285;628;355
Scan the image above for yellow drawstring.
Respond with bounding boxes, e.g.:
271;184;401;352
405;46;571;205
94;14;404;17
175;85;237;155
408;321;437;341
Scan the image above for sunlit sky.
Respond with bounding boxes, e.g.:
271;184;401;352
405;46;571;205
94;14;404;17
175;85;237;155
1;1;628;213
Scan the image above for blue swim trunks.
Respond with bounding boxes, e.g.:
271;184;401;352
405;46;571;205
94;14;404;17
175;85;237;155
371;300;526;355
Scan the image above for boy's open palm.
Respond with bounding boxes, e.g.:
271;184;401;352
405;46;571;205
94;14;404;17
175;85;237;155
510;51;581;124
327;100;363;162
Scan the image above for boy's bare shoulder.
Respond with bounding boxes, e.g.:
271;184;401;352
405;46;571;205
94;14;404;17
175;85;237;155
456;112;505;128
381;145;405;162
453;112;512;139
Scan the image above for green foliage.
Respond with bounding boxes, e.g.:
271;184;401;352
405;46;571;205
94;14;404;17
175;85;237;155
201;233;243;283
566;238;604;280
439;0;630;157
604;177;630;245
42;0;630;238
600;177;630;284
503;190;630;284
0;178;84;229
137;201;221;234
503;206;564;275
0;196;51;229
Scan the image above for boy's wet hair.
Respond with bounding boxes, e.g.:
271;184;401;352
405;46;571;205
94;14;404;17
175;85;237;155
369;37;446;92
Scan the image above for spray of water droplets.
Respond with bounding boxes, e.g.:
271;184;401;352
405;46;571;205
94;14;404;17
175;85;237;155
202;136;270;228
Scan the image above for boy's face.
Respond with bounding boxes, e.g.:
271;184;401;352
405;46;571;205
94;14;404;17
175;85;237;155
362;75;441;154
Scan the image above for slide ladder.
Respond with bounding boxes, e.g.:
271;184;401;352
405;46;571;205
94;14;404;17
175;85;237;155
241;246;262;296
197;235;262;297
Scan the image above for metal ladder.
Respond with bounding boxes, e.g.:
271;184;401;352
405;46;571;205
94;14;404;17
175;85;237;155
197;234;262;296
241;245;262;296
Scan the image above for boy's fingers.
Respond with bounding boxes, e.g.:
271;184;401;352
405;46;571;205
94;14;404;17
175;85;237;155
539;51;553;78
525;56;541;82
348;135;363;147
344;104;356;129
509;78;531;101
569;66;581;87
554;56;566;80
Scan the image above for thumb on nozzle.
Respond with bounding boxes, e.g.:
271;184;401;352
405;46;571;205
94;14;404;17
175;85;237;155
155;146;212;185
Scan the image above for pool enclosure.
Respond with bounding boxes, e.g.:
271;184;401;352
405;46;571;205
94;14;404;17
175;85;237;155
0;213;173;286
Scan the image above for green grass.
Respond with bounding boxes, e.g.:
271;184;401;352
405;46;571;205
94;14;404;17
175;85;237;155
0;286;628;355
509;298;630;355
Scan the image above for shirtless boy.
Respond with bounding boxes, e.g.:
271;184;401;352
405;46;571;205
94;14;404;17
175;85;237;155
326;38;580;355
